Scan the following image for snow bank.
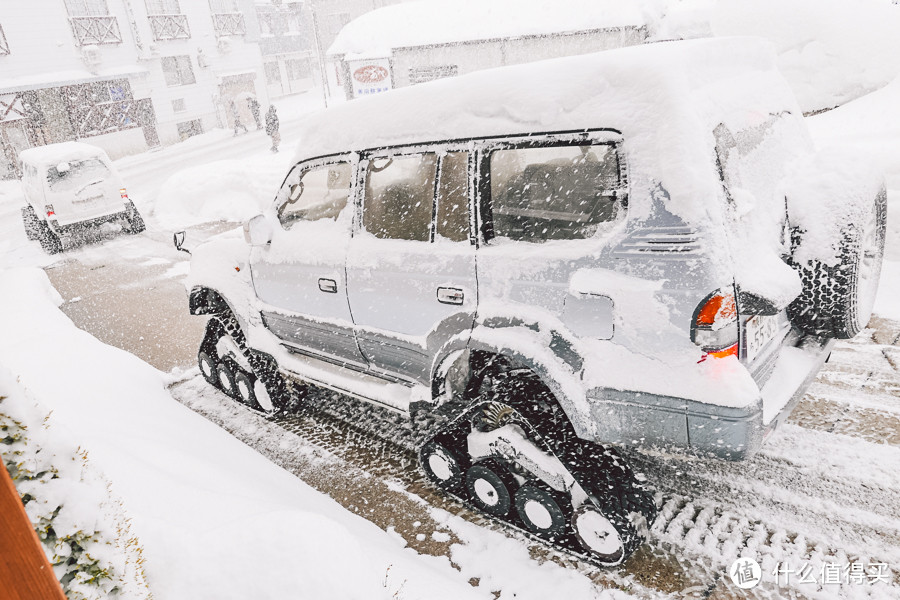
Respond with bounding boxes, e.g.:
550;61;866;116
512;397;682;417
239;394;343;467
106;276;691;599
0;267;486;600
328;0;648;58
152;158;286;228
708;0;900;113
1;367;151;600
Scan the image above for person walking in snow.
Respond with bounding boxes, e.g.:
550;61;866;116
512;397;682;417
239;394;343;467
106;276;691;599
231;102;248;136
265;105;280;153
247;97;262;130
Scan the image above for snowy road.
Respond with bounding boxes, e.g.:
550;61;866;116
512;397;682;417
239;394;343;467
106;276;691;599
0;105;898;598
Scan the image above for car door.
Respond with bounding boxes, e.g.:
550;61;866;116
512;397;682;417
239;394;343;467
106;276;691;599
474;132;625;341
346;147;477;384
250;154;369;370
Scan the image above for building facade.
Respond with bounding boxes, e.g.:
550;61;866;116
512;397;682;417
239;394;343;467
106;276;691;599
0;0;268;179
254;1;315;98
326;0;649;102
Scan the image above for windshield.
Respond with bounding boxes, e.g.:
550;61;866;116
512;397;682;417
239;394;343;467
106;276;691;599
46;158;111;192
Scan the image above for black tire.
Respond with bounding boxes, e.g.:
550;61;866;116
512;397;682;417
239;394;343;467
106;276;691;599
514;482;569;539
37;221;63;255
420;440;465;491
216;361;238;399
465;460;517;517
198;350;219;387
127;207;146;234
21;206;40;241
788;188;887;339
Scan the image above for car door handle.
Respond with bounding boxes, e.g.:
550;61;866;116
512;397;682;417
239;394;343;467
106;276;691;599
437;286;464;305
318;278;338;293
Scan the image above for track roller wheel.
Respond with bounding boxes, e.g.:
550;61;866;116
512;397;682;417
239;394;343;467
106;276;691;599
420;440;465;491
198;349;219;387
514;482;569;539
571;505;625;566
465;460;518;517
216;361;238;399
233;369;256;405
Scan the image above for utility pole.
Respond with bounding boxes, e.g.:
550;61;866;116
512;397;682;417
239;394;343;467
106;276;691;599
309;0;330;108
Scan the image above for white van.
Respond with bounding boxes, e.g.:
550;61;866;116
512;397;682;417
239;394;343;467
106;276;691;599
19;141;145;254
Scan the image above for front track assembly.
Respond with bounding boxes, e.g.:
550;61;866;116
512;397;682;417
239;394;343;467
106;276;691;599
419;399;659;567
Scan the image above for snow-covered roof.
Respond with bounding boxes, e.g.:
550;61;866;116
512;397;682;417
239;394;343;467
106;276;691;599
19;142;110;168
327;0;647;58
298;37;802;225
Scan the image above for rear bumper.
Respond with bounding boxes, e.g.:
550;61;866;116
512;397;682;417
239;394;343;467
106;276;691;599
585;331;835;460
50;204;133;233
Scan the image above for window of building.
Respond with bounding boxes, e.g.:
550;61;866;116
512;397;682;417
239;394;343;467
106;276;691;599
146;0;180;13
278;162;352;228
65;0;109;16
161;55;195;86
172;98;186;112
209;0;239;12
488;143;623;243
408;65;458;86
363;153;437;242
286;59;310;81
264;62;281;85
176;119;203;140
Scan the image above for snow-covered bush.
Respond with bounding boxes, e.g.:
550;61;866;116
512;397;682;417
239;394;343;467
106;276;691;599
0;372;151;600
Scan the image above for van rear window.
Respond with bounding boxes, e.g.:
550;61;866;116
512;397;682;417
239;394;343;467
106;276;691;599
488;143;623;243
47;159;110;191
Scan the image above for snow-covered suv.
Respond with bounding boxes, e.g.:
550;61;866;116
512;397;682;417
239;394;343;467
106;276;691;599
19;141;145;254
179;37;887;566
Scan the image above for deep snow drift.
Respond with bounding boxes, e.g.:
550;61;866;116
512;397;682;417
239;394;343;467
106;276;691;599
0;267;487;600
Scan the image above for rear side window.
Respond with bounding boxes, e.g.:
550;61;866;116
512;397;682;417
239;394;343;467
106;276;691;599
278;162;352;229
363;152;437;242
488;143;623;243
436;152;470;242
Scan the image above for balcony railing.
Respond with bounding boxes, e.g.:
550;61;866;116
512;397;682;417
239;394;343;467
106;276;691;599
69;16;122;46
212;12;245;37
148;14;191;41
0;25;9;56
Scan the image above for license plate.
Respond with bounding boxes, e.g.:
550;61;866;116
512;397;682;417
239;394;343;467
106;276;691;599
745;314;780;363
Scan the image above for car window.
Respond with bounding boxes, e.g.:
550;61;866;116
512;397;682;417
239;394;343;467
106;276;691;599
363;152;437;242
277;162;352;229
46;158;110;192
488;143;622;243
435;152;469;242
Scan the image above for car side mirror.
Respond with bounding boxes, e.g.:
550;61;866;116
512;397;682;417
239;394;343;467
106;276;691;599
244;214;274;246
173;230;189;254
56;161;70;174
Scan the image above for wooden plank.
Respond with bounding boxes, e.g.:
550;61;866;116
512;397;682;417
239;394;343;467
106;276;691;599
0;462;67;600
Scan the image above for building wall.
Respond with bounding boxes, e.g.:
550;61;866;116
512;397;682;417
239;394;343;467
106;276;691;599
0;1;268;176
334;27;648;99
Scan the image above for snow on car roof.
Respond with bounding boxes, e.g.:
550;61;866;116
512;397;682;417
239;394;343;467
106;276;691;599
328;0;647;58
19;142;110;168
297;37;802;222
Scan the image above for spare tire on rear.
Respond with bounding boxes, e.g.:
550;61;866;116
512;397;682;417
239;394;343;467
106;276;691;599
787;187;887;339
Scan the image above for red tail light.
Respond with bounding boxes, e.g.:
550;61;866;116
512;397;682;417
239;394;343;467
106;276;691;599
692;289;739;361
120;188;129;199
45;204;55;217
